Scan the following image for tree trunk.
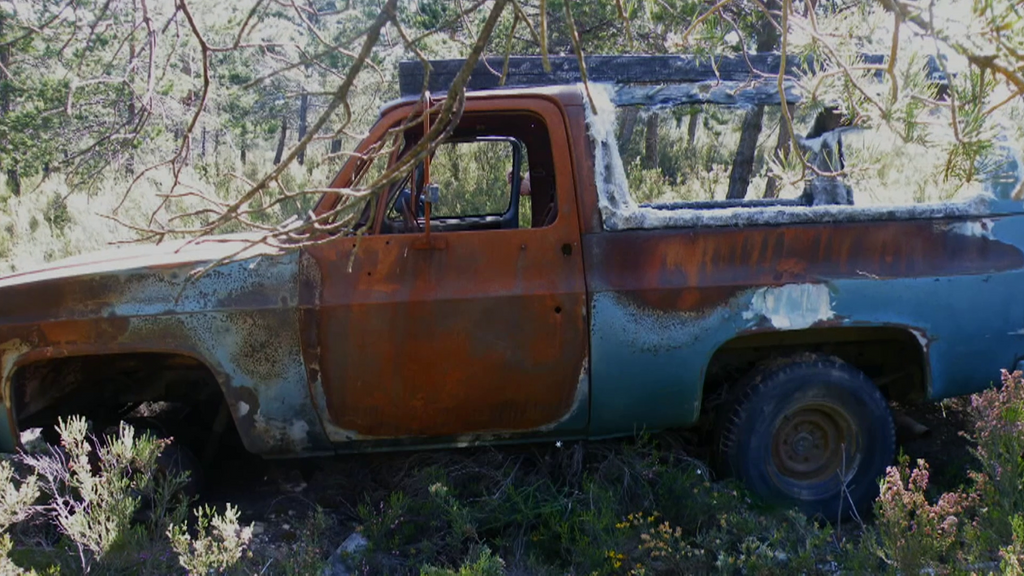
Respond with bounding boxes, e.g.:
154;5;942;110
618;107;639;146
764;103;795;199
273;117;288;165
643;113;659;169
724;0;780;200
0;14;18;196
686;112;699;147
726;106;765;199
126;37;136;177
297;92;309;165
126;91;136;177
757;0;782;52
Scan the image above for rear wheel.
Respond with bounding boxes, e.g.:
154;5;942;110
716;355;895;521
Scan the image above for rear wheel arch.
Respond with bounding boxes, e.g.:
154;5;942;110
699;326;930;418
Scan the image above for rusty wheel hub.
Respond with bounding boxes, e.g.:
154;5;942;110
771;405;854;483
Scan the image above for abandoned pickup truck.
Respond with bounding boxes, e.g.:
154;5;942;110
1;54;1023;520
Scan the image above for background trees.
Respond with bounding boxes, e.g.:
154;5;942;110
0;0;1019;273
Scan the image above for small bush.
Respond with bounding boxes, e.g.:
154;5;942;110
967;369;1024;541
278;506;332;576
1000;515;1024;575
871;457;978;573
13;370;1024;574
420;545;505;576
21;417;176;572
860;370;1024;573
2;415;251;575
347;436;839;575
167;504;253;574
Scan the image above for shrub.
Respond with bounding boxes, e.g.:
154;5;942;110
1000;515;1024;576
863;370;1024;573
20;417;179;572
279;506;332;576
5;415;251;575
0;459;42;576
347;436;839;576
871;457;978;574
967;369;1024;541
420;545;505;576
167;504;253;574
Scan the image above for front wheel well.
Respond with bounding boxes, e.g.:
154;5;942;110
10;352;240;453
701;327;928;419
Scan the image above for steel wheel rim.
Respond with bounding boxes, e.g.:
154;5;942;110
770;403;858;485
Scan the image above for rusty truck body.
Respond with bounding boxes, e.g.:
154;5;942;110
1;54;1022;519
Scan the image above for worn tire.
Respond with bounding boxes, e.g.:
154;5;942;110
717;355;895;521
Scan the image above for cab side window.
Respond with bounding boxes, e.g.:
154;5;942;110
431;139;516;218
379;111;556;234
386;138;525;231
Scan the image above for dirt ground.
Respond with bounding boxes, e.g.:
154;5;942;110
893;396;978;492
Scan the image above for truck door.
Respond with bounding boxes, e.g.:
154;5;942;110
304;97;589;443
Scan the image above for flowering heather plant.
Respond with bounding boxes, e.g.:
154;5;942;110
966;370;1024;541
868;370;1024;572
873;457;978;574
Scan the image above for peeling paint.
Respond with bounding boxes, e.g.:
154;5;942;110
123;306;327;455
909;328;930;349
253;414;310;452
535;357;590;432
0;339;31;404
597;291;739;355
936;219;996;240
743;284;836;330
588;290;750;435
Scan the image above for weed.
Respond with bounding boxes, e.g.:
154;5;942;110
1001;515;1024;575
279;506;332;576
0;415;252;575
420;545;505;576
167;504;253;575
870;456;978;574
966;370;1024;541
20;417;178;573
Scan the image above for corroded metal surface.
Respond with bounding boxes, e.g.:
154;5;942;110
305;232;588;439
0;236;331;456
584;218;1024;306
305;94;590;441
584;214;1024;436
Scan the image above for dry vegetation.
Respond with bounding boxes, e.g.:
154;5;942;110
0;376;1021;574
